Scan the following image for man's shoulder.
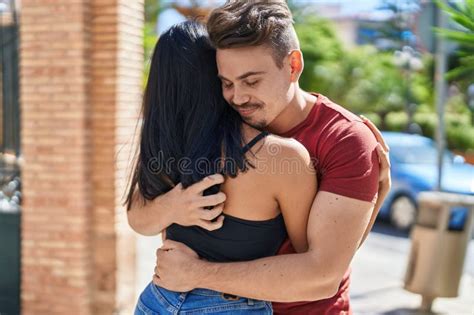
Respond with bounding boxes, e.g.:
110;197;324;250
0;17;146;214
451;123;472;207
314;94;375;145
316;94;361;123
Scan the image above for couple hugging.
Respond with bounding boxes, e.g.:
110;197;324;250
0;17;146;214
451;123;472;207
126;1;391;314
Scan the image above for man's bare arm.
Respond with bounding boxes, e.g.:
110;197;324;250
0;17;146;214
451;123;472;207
155;192;374;302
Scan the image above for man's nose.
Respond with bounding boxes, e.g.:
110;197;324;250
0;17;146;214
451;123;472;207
232;87;250;106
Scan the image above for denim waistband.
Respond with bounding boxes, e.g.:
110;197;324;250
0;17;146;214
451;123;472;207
189;288;235;297
141;282;271;314
156;285;240;298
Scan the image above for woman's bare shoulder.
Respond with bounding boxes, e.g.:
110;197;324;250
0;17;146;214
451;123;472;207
259;134;311;164
240;123;312;171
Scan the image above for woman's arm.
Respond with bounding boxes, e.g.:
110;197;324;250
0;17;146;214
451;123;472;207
127;175;227;236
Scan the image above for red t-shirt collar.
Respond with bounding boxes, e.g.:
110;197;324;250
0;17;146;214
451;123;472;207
280;93;324;137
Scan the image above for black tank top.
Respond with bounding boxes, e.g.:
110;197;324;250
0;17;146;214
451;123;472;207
166;131;288;262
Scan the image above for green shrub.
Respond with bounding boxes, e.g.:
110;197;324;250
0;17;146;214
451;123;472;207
446;126;474;151
385;112;408;131
413;112;437;138
383;111;473;151
446;113;471;128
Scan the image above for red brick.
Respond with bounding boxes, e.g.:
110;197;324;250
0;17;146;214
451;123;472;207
20;0;143;314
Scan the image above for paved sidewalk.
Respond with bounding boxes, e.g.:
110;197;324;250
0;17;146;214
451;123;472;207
351;223;474;315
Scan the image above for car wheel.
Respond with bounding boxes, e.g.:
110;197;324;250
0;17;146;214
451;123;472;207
389;196;417;230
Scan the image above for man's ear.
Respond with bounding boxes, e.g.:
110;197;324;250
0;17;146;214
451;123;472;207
288;50;304;82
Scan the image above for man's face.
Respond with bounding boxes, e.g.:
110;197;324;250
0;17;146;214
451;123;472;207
216;46;293;129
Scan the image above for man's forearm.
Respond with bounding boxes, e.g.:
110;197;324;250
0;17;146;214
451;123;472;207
194;252;338;303
127;194;172;236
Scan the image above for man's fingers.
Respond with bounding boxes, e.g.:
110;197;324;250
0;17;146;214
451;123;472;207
199;203;224;221
156;248;167;264
155;246;167;258
195;192;226;208
161;240;199;259
189;174;225;194
360;115;390;152
198;215;225;231
160;239;182;250
152;274;162;286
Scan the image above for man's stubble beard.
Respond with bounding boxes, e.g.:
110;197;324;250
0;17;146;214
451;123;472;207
243;118;268;130
229;101;268;130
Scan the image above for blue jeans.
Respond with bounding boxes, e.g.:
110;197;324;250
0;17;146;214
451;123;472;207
135;282;273;314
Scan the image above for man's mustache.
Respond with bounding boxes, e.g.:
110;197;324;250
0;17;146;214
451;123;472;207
230;102;263;111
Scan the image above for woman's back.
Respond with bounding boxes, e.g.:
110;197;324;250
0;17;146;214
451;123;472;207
221;126;285;221
166;124;316;261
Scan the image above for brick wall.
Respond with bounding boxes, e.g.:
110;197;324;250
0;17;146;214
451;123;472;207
90;0;117;313
19;0;143;314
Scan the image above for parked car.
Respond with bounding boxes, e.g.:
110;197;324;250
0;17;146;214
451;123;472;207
378;132;474;230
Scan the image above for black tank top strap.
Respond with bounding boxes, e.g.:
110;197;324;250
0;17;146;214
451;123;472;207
214;132;269;177
241;130;270;154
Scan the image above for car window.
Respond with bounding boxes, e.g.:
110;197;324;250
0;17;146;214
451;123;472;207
390;145;453;164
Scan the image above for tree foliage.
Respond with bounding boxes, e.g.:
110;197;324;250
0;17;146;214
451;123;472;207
436;0;474;83
294;13;432;128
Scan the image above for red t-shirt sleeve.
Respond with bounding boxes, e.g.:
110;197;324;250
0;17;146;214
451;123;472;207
318;121;379;203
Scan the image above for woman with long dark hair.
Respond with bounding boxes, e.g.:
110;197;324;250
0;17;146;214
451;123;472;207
127;21;317;314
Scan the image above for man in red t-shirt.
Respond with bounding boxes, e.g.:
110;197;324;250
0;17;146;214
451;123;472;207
270;92;381;314
128;1;391;314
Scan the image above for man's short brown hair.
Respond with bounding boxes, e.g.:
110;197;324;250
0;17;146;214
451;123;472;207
207;0;299;68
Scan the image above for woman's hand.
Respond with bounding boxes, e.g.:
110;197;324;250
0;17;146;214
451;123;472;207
358;115;391;247
361;116;391;198
127;174;227;236
162;174;227;230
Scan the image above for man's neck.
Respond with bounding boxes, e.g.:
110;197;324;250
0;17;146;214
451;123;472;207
266;89;317;135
